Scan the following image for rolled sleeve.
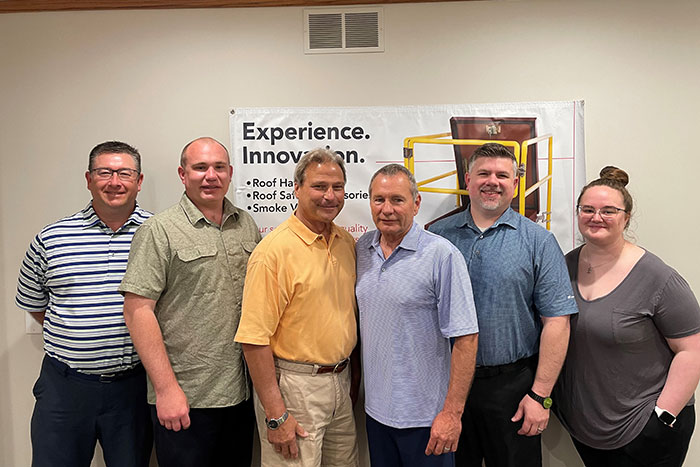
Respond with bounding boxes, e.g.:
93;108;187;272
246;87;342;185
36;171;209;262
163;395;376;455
118;222;169;300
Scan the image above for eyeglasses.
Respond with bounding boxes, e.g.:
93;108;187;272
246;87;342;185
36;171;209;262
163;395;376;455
90;168;140;181
577;205;627;219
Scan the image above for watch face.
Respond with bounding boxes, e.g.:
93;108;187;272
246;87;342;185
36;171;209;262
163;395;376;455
267;411;288;430
543;397;553;409
658;411;675;426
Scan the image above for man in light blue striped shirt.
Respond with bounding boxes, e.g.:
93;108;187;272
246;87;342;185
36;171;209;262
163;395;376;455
16;141;152;467
356;164;479;467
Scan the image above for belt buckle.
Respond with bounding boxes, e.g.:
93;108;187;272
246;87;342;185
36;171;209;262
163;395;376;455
333;359;347;373
99;373;116;383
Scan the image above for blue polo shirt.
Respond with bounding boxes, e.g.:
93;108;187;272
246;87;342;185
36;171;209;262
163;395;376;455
16;202;152;374
356;223;478;428
428;207;577;367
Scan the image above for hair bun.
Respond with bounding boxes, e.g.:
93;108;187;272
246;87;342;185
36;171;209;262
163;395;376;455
599;166;629;187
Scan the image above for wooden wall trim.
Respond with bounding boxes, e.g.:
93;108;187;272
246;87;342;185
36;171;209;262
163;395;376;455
0;0;466;13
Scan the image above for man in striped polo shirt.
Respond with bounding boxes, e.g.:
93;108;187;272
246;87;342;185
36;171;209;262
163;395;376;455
16;141;153;467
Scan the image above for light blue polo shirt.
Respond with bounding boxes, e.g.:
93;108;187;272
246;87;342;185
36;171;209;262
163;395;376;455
356;222;478;428
428;206;578;367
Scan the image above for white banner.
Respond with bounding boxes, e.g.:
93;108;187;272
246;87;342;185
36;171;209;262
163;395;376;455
230;101;585;250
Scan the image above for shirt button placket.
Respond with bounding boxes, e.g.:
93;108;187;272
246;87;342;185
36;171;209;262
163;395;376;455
473;235;482;260
107;233;117;280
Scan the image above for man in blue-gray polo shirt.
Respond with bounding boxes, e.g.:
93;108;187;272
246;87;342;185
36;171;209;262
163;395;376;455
428;143;578;467
16;141;152;467
356;164;479;467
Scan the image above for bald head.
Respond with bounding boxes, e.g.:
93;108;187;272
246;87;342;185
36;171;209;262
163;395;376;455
180;137;230;168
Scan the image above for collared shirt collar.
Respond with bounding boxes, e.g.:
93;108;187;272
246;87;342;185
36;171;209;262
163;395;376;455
456;205;520;232
288;211;341;246
369;221;420;254
179;192;239;227
81;201;147;231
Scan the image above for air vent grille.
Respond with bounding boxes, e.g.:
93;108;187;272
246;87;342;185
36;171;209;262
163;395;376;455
345;12;379;48
305;8;384;54
308;13;342;49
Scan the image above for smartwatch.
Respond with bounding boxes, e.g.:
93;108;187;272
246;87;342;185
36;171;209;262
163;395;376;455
265;411;289;430
654;406;676;427
527;390;553;409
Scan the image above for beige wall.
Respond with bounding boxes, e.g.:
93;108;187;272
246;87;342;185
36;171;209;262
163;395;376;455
2;0;699;465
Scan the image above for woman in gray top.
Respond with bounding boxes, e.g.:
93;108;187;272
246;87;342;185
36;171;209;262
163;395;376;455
555;166;700;466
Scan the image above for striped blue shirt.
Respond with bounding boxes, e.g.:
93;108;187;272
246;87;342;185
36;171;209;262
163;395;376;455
16;202;152;374
356;223;479;428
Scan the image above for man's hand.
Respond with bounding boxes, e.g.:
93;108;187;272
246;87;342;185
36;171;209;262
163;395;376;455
124;293;189;431
156;384;191;431
511;393;549;436
425;410;461;456
268;413;308;459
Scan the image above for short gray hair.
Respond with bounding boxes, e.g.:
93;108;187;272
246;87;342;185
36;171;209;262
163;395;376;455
369;164;419;201
294;148;346;185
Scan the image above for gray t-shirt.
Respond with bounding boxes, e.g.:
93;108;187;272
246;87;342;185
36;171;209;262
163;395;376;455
555;247;700;449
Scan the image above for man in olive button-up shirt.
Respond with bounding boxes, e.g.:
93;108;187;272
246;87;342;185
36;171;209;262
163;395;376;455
120;137;260;467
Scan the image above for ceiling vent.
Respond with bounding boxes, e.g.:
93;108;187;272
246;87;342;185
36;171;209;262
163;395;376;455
304;8;384;54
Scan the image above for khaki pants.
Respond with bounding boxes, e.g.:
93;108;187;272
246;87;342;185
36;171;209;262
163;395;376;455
254;363;359;467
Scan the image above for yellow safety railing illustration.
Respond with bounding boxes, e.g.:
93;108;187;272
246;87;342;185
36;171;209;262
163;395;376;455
402;133;554;230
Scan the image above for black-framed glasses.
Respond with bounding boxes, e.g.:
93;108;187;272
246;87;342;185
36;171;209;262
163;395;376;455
90;167;140;181
577;205;627;219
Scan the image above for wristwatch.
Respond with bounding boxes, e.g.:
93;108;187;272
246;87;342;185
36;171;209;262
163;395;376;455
654;406;676;427
527;390;553;409
265;411;289;430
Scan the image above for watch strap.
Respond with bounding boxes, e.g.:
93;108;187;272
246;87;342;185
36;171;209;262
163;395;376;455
654;406;676;426
527;390;552;409
265;410;289;430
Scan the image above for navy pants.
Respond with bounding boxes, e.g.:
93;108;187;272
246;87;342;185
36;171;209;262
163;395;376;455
366;415;455;467
572;405;695;467
151;398;255;467
31;355;152;467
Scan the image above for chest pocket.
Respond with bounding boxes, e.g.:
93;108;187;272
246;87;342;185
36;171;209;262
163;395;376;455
173;246;218;295
241;242;257;254
612;307;654;345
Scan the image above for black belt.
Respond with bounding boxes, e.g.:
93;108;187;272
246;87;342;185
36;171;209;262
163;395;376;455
474;355;537;379
47;355;144;383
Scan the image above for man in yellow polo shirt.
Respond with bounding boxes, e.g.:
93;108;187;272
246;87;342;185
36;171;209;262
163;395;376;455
235;148;359;466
